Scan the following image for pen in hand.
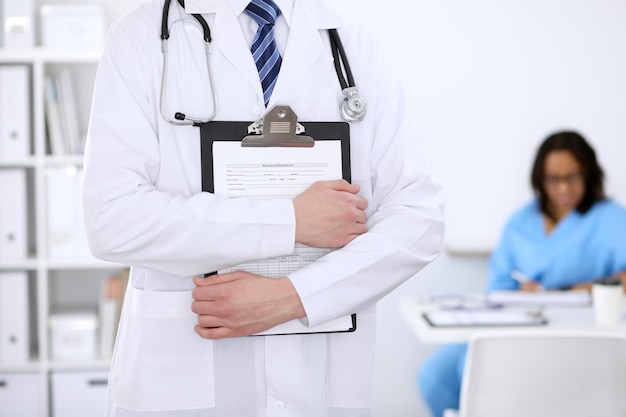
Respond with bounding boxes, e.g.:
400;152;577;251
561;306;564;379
511;270;545;292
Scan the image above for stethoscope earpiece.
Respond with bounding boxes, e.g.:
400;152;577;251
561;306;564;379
340;87;367;123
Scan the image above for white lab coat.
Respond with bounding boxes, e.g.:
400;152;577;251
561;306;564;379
82;0;444;416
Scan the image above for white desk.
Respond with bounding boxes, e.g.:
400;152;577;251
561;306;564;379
400;295;626;344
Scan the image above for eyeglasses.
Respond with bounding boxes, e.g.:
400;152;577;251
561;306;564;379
543;173;584;187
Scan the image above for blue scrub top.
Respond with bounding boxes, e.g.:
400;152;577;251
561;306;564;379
488;199;626;291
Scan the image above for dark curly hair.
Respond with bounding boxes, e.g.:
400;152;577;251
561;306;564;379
530;131;605;220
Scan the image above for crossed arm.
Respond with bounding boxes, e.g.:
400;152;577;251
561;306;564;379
191;179;368;339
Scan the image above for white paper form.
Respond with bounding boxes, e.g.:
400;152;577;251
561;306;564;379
211;140;355;334
213;140;343;198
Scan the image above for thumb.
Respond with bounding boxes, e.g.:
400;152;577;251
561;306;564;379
349;182;361;194
194;272;232;287
193;275;212;287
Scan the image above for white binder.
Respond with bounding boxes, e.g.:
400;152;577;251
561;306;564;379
0;66;31;157
0;272;30;363
1;0;35;47
44;75;68;156
0;169;28;260
58;69;81;154
47;167;93;259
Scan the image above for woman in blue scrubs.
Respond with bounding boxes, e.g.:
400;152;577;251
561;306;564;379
418;131;626;417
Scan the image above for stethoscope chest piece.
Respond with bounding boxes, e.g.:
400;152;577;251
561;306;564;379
329;28;367;123
340;86;367;123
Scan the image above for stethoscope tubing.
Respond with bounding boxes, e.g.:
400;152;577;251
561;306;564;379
328;28;354;90
160;0;217;125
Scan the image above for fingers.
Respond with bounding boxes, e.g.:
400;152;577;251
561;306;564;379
192;274;224;302
354;194;368;210
352;202;368;224
350;223;368;236
324;179;360;193
195;324;256;339
520;281;543;292
336;185;368;211
320;180;368;209
335;181;368;213
194;324;234;340
293;179;369;248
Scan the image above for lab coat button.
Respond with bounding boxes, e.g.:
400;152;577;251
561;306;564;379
275;401;285;410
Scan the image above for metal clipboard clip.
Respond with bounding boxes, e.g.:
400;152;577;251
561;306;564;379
242;105;314;147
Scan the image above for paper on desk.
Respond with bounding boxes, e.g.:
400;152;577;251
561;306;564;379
487;290;591;307
423;309;548;327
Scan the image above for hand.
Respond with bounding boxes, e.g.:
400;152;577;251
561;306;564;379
292;179;368;248
191;272;306;339
519;281;544;292
570;282;593;292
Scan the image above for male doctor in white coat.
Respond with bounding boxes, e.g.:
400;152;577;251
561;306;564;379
82;0;444;416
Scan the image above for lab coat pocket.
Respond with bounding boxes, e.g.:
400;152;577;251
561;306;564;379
118;288;214;411
326;316;375;408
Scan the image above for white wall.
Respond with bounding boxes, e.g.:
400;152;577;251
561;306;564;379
342;0;626;254
70;0;626;416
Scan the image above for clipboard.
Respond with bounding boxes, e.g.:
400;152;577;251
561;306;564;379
200;122;351;192
199;106;356;335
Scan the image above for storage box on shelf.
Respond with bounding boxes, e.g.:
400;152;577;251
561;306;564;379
0;372;42;417
50;370;109;417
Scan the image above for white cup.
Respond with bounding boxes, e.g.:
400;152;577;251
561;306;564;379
592;280;623;326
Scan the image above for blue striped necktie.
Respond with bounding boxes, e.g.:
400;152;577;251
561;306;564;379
245;0;282;107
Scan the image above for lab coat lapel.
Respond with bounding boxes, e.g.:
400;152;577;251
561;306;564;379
213;7;264;102
267;2;325;108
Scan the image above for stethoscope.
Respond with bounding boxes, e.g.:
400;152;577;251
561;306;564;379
160;0;367;125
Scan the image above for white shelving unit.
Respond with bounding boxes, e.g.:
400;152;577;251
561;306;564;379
0;47;126;417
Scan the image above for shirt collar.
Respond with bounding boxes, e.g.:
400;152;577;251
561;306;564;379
184;0;293;25
231;0;293;26
184;0;339;29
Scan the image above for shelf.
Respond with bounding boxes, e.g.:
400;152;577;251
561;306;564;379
45;259;125;270
0;361;41;373
0;156;89;169
0;156;38;167
0;258;40;270
47;359;111;372
0;47;103;64
44;155;86;166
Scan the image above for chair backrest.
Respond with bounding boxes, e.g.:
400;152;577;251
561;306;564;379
459;330;626;417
